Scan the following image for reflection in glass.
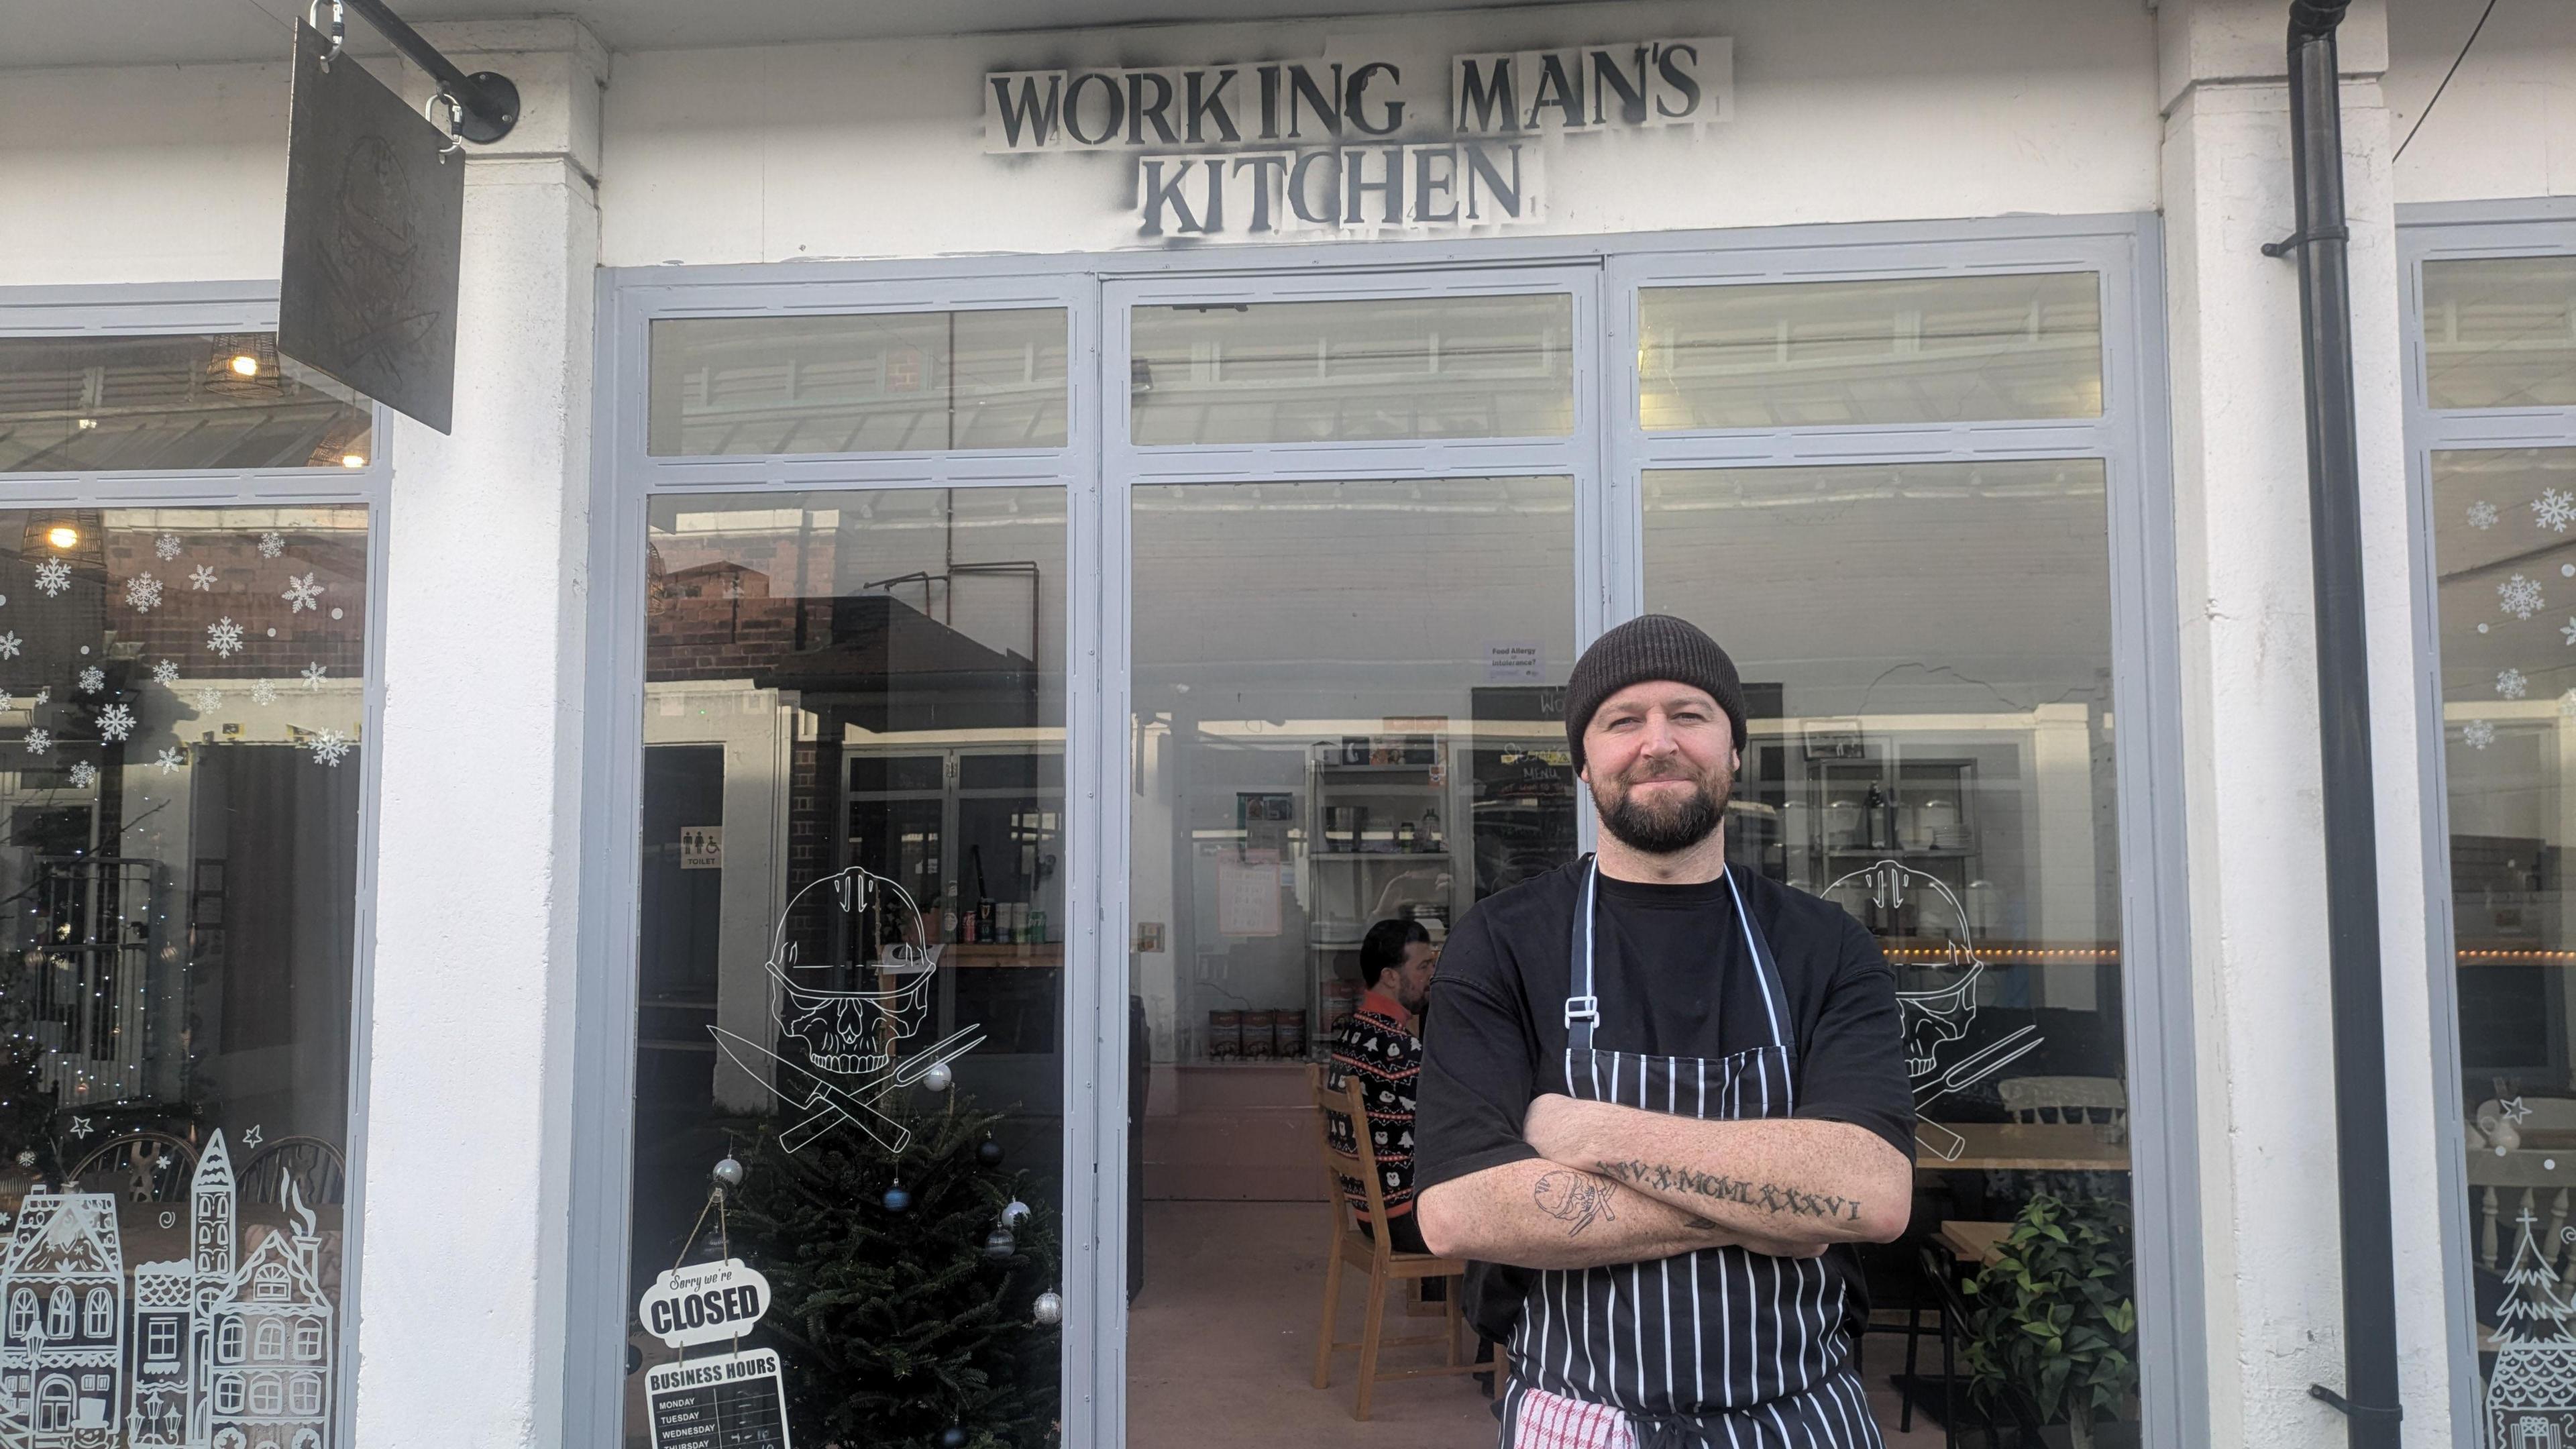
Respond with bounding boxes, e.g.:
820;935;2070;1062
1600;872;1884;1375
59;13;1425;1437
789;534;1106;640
1638;273;2103;429
0;335;373;472
626;489;1065;1448
1129;295;1575;445
2428;449;2576;1417
0;506;369;1449
2423;257;2576;410
1125;475;1575;1440
647;309;1070;456
1645;461;2137;1433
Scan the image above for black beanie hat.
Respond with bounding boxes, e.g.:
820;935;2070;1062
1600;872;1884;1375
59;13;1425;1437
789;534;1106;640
1564;615;1748;772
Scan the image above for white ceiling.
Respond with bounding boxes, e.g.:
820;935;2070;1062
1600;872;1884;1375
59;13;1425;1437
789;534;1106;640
10;0;1572;70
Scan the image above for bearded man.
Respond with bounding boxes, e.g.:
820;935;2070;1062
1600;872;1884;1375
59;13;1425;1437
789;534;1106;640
1412;614;1915;1448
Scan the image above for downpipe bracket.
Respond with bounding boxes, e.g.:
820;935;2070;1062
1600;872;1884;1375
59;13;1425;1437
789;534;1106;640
2262;224;2351;258
2308;1383;2403;1425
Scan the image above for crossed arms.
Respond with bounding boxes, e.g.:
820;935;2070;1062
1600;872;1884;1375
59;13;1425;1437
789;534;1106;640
1414;1095;1912;1271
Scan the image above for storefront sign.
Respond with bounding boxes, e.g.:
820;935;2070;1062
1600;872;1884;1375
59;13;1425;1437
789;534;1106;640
641;1257;773;1348
278;20;464;433
984;38;1730;237
645;1346;793;1449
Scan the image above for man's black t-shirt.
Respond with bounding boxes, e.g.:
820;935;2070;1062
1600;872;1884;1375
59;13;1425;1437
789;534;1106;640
1413;859;1915;1339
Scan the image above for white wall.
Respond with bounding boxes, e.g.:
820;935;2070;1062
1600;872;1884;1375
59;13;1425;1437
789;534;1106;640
2390;0;2576;205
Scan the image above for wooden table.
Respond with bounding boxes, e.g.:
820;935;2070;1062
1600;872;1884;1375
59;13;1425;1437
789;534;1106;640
1917;1122;2131;1173
1937;1219;2012;1265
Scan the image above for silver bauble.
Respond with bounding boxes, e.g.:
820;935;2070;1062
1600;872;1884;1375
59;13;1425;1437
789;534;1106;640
1002;1199;1031;1228
1032;1291;1064;1326
712;1157;745;1187
982;1226;1016;1259
922;1062;954;1093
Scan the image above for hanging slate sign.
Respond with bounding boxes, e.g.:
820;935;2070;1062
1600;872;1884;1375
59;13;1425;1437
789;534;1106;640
646;1346;795;1449
278;19;464;434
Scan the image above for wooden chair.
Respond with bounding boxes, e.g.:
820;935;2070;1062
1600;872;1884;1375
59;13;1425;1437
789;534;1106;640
67;1132;198;1203
1307;1065;1477;1419
1997;1075;2127;1126
242;1136;347;1207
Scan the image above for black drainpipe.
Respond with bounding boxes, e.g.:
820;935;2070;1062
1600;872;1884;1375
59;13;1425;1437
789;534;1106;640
2265;3;2402;1444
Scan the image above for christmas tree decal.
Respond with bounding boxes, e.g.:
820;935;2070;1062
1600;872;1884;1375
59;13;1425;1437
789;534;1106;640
2486;1208;2576;1448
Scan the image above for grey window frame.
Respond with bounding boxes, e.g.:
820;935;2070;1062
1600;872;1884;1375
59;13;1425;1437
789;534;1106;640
579;213;2198;1449
0;279;390;1449
2397;196;2576;1449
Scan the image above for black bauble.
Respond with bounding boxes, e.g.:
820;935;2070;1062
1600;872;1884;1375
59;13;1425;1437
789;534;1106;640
975;1139;1004;1167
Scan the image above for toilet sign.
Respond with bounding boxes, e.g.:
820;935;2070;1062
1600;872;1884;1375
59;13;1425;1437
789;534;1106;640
641;1257;773;1348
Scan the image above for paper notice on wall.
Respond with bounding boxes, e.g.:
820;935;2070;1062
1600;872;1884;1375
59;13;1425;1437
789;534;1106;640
647;1346;794;1449
1217;848;1283;937
1487;642;1543;682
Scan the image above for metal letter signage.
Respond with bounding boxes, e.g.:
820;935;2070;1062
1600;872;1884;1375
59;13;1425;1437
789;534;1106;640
278;19;466;434
983;37;1730;239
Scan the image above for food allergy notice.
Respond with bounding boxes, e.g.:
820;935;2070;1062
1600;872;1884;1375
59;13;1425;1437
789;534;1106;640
646;1347;794;1449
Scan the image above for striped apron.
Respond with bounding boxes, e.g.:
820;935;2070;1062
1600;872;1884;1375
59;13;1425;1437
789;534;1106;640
1499;861;1884;1449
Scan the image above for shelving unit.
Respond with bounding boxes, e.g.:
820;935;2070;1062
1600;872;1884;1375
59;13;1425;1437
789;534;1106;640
1301;748;1464;1060
1800;747;1980;937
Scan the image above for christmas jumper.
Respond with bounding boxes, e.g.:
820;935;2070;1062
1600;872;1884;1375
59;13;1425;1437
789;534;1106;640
1326;987;1424;1221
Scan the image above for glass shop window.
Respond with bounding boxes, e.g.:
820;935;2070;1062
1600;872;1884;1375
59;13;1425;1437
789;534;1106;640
0;334;373;473
1646;455;2141;1436
646;309;1069;455
0;505;366;1447
623;488;1067;1449
2422;256;2576;410
1128;294;1576;444
1124;475;1578;1438
1638;272;2104;429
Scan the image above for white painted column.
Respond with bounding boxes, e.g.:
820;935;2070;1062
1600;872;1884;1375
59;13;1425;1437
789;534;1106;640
2156;0;2457;1441
355;21;604;1449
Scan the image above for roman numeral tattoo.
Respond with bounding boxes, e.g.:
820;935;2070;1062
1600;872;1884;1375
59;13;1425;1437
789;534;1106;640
1594;1159;1864;1223
1530;1170;1621;1236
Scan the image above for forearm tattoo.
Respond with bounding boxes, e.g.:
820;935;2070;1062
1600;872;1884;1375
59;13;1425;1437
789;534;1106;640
1530;1170;1621;1236
1595;1159;1863;1224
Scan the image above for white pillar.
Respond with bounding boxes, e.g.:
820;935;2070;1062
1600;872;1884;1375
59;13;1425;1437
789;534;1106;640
355;21;603;1449
2156;0;2456;1440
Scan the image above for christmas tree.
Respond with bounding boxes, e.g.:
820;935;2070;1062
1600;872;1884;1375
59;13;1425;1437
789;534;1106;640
2496;1210;2576;1344
729;1088;1061;1449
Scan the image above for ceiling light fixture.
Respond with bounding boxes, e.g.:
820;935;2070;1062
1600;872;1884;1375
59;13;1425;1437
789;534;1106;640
46;526;79;549
229;354;260;378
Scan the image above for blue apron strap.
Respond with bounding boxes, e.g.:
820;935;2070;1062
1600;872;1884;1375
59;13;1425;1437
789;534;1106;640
1723;868;1796;1081
1564;857;1599;1054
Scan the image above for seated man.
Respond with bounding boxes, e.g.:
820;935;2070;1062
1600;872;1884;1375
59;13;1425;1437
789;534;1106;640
1326;917;1440;1252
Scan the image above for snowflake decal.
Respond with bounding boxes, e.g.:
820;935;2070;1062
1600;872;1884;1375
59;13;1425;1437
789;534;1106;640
2504;574;2547;620
0;634;21;661
123;574;162;612
2500;668;2531;700
301;662;328;692
154;747;181;775
95;704;133;743
0;694;13;714
280;572;324;613
34;688;51;707
2464;718;2498;750
188;566;217;592
303;728;352;767
66;762;96;791
205;616;244;657
24;729;52;757
191;686;221;712
2537;488;2576;534
2469;500;2501;530
250;678;278;707
32;559;70;598
154;533;182;561
74;667;103;695
150;659;178;687
257;532;284;559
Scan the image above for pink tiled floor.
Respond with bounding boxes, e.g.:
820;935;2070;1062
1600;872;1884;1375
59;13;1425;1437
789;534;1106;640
1126;1201;1946;1448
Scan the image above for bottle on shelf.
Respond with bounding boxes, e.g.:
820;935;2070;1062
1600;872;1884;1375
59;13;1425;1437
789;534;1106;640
1862;783;1886;849
1419;806;1442;851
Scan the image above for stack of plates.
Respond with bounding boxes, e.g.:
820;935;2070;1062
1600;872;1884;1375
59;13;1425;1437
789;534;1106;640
1310;919;1364;947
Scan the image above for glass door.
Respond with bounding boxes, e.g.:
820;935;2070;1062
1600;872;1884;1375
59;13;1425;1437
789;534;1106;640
614;296;1081;1449
1107;272;1599;1449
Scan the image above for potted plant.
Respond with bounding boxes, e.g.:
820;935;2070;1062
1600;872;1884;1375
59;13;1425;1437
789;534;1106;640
1960;1194;2139;1449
